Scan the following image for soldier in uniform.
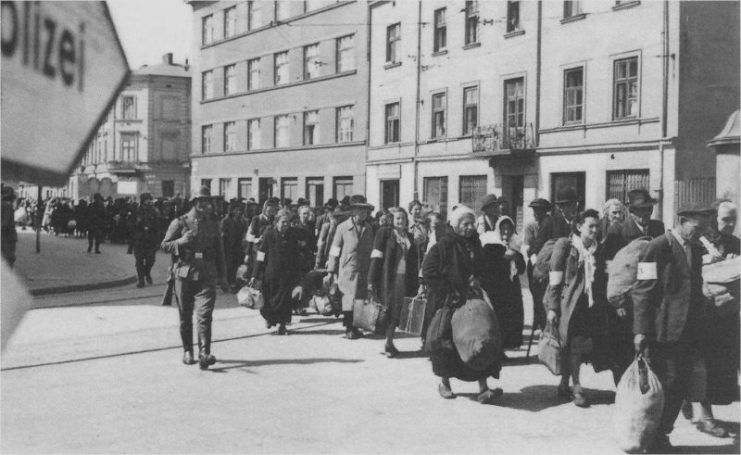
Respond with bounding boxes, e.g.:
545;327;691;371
161;186;228;369
129;193;161;288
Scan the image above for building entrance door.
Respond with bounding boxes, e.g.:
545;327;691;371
259;177;274;205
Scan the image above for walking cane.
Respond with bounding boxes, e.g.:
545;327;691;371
525;325;537;359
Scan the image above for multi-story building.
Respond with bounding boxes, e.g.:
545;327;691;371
68;53;192;200
188;0;368;206
366;0;739;226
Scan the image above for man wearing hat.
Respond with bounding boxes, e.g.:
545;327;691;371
327;195;374;339
221;200;247;292
632;202;713;451
161;186;228;369
476;194;501;235
532;187;580;255
128;192;162;288
244;197;280;273
315;204;349;270
1;185;18;268
315;198;338;238
604;188;665;260
521;198;552;331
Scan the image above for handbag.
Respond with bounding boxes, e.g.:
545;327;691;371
537;320;562;375
237;285;264;310
352;293;387;335
399;293;427;336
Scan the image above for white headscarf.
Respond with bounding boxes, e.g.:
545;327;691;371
449;205;476;229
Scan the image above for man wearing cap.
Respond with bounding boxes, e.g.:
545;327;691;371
128;193;162;288
161;186;229;369
604;189;665;260
522;198;552;331
327;195;374;339
476;194;501;235
221;201;247;292
1;186;18;267
244;197;280;273
632;203;713;451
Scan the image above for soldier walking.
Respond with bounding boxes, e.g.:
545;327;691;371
129;193;161;288
161;186;229;369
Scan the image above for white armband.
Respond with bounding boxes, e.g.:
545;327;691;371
549;271;564;286
371;249;384;259
636;262;657;280
256;251;266;262
329;246;341;257
246;232;257;243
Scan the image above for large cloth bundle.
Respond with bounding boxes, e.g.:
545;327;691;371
237;286;264;310
352;295;387;335
702;256;741;301
399;294;427;336
614;355;665;453
451;295;502;371
533;239;558;283
607;237;651;308
14;207;28;224
537;321;562;375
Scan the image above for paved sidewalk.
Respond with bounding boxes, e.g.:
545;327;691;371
12;231;157;295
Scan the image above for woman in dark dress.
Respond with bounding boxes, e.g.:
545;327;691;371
251;210;309;335
368;207;419;357
422;205;502;404
480;216;526;350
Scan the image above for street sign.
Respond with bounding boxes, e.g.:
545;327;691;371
1;1;129;187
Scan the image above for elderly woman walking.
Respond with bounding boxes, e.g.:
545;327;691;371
545;209;611;407
368;207;420;357
423;205;503;404
250;210;308;335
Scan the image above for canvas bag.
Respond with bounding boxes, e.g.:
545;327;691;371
237;285;264;310
614;355;665;453
352;293;387;335
451;292;502;371
607;237;651;308
537;320;562;375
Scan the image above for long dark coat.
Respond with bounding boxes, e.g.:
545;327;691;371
252;226;309;326
603;216;665;260
422;227;501;381
481;243;526;349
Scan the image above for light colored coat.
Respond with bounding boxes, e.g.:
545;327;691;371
327;217;374;311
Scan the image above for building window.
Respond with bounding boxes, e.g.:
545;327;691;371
463;86;479;136
506;1;520;32
248;58;261;91
248;119;261;150
431;92;446;138
385;102;400;144
224;122;237;152
224;6;237;38
162;180;175;198
424;176;448;220
224;64;237;96
303;110;320;145
306;177;324;207
551;172;585;210
202;14;214;45
121;133;138;162
121;96;136;120
333;176;353;200
613;56;638;120
303;44;320;80
202;70;213;100
504;77;525;129
201;179;212;191
386;23;400;63
238;178;252;200
606;169;650;203
433;8;446;52
336;105;354;143
459;175;487;212
274;51;289;85
464;1;479;46
275;114;290;148
336;35;355;72
219;178;231;197
381;180;400;210
248;1;263;30
275;1;289;21
563;67;584;124
281;177;298;201
563;0;582;18
202;125;213;154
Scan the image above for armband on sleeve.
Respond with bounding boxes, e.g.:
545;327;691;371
636;262;657;280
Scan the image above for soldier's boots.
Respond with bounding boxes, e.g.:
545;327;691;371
145;274;153;285
136;277;145;288
198;338;216;370
182;351;195;365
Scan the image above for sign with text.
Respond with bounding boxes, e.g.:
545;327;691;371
1;1;129;186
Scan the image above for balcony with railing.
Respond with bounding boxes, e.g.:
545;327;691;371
472;123;535;155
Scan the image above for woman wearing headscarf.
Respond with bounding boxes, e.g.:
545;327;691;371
368;207;420;357
422;205;502;404
544;209;611;407
480;216;526;350
250;210;308;335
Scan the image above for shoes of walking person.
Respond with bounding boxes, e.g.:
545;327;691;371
680;400;693;421
345;328;362;339
648;434;673;453
384;343;400;358
696;419;729;438
95;250;101;254
278;325;287;335
136;279;145;288
557;384;571;399
477;387;503;405
438;383;455;399
145;275;153;285
572;386;590;408
199;354;216;370
182;351;195;365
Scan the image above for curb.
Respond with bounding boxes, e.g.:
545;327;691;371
29;275;140;296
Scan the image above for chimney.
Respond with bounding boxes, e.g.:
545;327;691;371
163;53;173;65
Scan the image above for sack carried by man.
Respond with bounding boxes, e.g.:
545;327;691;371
702;256;741;301
451;292;502;371
537;320;562;375
399;293;427;336
614;355;665;454
237;285;264;309
352;293;387;335
532;239;558;284
607;237;651;309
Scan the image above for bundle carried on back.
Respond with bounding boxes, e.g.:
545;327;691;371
451;292;502;371
532;239;559;284
607;237;651;309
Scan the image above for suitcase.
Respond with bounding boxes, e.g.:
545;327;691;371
399;294;427;336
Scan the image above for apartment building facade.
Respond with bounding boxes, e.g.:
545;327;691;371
67;53;192;200
188;0;368;206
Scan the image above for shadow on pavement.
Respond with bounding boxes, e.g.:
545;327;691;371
209;357;364;373
284;329;346;336
672;442;740;454
456;385;616;412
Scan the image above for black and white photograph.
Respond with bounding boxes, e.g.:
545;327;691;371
1;0;739;453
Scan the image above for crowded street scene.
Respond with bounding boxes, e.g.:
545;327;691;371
1;0;739;453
